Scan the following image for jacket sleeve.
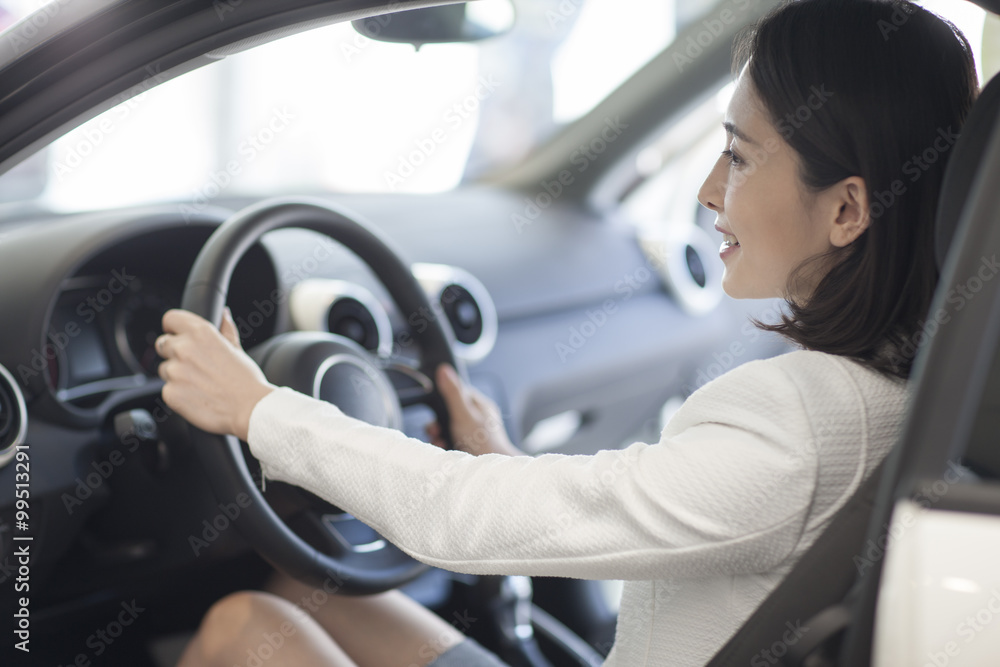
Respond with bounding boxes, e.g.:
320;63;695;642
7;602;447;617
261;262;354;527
246;359;819;581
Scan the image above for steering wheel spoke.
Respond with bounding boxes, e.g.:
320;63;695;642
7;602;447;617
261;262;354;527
319;512;389;555
382;359;436;407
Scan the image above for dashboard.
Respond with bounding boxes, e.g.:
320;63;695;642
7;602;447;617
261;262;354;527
0;202;506;609
0;191;787;627
0;201;508;434
44;228;279;411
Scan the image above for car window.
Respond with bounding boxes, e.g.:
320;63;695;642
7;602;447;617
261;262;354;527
0;0;676;211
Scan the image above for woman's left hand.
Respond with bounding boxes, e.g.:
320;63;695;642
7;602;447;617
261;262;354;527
156;308;276;441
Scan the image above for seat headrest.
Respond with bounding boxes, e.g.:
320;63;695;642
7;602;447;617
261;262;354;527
935;73;1000;272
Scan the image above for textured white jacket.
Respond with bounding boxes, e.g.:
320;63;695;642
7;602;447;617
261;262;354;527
247;349;912;666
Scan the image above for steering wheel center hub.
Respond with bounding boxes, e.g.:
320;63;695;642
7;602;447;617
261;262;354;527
251;332;402;431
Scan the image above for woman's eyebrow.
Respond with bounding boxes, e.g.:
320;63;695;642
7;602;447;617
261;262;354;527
723;121;758;145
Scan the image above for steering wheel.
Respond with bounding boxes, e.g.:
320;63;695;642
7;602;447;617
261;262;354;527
180;198;462;595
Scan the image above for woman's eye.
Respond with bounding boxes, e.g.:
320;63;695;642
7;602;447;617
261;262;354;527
721;149;744;167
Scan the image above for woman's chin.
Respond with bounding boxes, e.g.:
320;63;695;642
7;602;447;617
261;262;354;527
721;274;743;299
721;274;765;300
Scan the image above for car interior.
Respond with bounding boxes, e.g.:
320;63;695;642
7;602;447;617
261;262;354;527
0;1;998;666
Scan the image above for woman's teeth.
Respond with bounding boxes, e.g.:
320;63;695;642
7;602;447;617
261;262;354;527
722;233;740;247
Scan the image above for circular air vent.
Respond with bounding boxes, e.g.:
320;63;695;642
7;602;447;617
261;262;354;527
639;223;723;316
289;279;393;357
440;284;483;345
327;298;381;351
412;263;497;363
0;363;27;467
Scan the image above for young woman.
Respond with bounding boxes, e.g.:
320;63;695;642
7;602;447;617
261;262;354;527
162;1;980;665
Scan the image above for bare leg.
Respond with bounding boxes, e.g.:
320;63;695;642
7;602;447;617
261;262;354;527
264;570;466;667
176;590;358;667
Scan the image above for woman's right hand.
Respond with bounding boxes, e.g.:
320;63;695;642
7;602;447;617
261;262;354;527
425;364;525;457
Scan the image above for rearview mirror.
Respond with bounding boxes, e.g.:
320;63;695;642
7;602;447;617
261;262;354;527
351;0;515;48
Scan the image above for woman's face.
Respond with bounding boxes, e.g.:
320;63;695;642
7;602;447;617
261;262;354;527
697;72;836;301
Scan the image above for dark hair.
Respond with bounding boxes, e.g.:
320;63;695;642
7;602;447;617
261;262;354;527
734;0;979;380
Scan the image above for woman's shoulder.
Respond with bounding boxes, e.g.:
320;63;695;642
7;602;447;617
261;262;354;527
665;349;910;437
700;349;908;396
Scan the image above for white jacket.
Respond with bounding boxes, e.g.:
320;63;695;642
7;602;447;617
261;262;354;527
247;349;911;666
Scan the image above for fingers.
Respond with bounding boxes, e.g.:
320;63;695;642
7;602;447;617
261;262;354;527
155;332;173;359
424;421;446;449
435;364;468;412
161;308;207;335
157;358;171;382
159;308;241;355
221;307;242;348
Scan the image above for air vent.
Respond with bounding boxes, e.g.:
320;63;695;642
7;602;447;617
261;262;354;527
412;263;497;363
0;363;27;467
289;279;392;357
440;284;483;345
327;298;381;351
639;224;723;316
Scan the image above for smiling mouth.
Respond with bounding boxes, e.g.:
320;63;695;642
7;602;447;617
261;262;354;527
721;233;740;248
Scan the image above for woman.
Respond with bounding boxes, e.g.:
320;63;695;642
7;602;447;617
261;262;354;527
162;1;980;665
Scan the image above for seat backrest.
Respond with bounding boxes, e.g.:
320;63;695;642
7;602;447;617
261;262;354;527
705;66;1000;667
935;70;1000;272
837;64;1000;667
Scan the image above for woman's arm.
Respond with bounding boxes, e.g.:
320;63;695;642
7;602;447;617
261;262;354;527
247;360;818;581
158;308;819;581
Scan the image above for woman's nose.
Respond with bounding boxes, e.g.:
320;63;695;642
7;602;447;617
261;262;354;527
697;156;727;213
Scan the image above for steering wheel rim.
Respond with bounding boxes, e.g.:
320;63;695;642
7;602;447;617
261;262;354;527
180;197;462;594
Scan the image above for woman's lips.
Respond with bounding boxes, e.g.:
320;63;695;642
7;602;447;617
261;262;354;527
716;224;740;257
719;232;740;258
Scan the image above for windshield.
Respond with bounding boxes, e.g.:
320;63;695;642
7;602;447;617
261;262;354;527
0;0;676;210
0;0;990;212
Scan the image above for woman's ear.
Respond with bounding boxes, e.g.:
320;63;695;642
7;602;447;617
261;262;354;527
828;176;871;247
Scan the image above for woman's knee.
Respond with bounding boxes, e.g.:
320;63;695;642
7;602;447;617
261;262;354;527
195;590;309;664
